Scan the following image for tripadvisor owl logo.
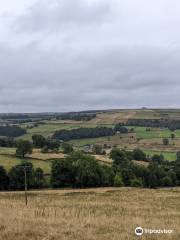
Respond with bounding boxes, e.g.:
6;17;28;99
135;227;144;236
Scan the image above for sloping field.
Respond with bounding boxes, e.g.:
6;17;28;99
0;148;52;174
89;111;137;124
0;187;179;240
0;154;51;174
19;123;82;140
133;109;180;119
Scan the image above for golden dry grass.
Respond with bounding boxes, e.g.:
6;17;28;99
0;187;179;240
29;149;66;161
89;111;137;124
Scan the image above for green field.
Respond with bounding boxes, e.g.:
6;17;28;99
19;122;114;140
19;122;82;140
127;126;180;139
17;123;180;163
69;136;111;147
0;147;51;174
1;110;180;170
143;150;177;161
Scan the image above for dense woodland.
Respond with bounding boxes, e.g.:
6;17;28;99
56;112;96;121
53;127;114;141
0;126;26;137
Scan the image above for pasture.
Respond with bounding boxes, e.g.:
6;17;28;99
0;187;179;240
1;109;180;173
0;148;52;174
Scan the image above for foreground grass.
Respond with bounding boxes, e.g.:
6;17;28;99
0;188;179;240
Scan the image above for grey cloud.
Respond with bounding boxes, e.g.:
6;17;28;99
0;0;179;112
0;41;179;112
15;0;111;33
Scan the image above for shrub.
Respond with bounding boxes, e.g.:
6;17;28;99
114;174;124;187
161;176;173;187
133;149;146;161
62;143;73;154
114;124;128;133
151;154;164;163
93;145;104;155
130;178;143;187
41;146;49;153
110;148;129;167
163;138;169;146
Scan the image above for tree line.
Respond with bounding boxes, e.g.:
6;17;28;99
56;112;96;121
0;149;180;190
126;118;180;131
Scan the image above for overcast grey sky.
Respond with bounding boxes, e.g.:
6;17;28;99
0;0;179;112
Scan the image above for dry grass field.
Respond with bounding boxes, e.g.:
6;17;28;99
0;187;179;240
89;111;137;124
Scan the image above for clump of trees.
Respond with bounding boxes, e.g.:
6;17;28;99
133;149;146;161
61;143;74;154
16;140;33;158
163;138;169;145
51;152;114;188
32;135;60;152
93;145;106;155
114;124;128;133
42;139;60;153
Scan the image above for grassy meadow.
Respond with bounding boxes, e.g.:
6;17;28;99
0;187;179;240
143;150;177;161
0;148;52;174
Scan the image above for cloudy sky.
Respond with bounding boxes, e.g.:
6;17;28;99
0;0;179;112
